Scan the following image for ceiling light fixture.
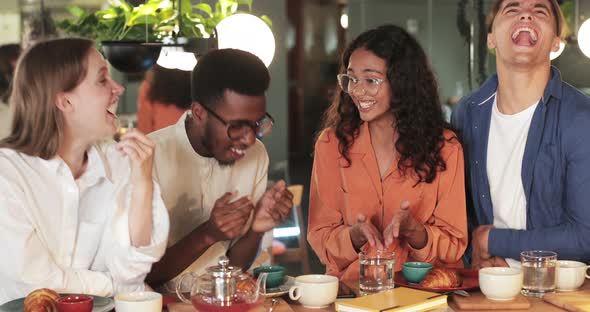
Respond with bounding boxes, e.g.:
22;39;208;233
216;14;275;67
578;18;590;59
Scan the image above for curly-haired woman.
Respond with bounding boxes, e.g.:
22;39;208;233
308;24;468;281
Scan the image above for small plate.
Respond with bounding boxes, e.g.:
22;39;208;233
261;276;295;298
394;268;479;293
0;294;114;312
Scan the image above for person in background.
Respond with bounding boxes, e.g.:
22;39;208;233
308;24;468;281
0;38;169;304
442;96;462;123
137;65;191;134
146;49;293;290
452;0;590;269
21;10;58;49
0;43;21;139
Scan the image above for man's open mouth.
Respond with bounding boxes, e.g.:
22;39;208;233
511;26;538;46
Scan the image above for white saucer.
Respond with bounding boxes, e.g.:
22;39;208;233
261;276;295;298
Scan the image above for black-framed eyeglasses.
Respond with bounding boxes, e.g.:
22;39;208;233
201;105;274;140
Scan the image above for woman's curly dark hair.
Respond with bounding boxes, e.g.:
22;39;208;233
320;24;451;184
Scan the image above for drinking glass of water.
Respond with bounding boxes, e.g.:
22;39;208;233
114;118;135;142
359;250;395;295
520;250;557;297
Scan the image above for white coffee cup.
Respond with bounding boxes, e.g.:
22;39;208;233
289;274;338;308
557;260;590;291
479;267;523;301
114;291;162;312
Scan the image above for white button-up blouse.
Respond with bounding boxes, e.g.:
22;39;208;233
0;143;169;304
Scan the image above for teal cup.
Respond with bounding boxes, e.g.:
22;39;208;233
402;262;433;284
253;265;286;289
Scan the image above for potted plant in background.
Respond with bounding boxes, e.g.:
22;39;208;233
57;0;272;73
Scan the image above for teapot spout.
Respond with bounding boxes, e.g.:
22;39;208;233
254;272;268;302
176;272;199;304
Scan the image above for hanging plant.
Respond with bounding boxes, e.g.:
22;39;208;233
55;0;271;73
56;0;271;42
559;0;573;39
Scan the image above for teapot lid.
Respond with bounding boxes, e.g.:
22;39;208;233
207;256;242;278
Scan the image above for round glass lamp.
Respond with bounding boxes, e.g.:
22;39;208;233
157;46;197;71
579;18;590;59
216;14;276;67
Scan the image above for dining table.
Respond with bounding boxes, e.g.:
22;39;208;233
166;278;590;312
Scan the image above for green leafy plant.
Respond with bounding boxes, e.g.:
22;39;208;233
560;0;573;38
56;0;271;42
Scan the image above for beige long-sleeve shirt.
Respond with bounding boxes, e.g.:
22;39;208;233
149;112;269;290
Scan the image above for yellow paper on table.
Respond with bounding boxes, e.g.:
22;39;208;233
335;287;447;312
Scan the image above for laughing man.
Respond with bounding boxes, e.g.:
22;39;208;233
452;0;590;269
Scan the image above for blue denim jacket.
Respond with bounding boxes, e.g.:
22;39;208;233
452;67;590;261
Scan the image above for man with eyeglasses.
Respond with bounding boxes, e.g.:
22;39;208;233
145;49;293;290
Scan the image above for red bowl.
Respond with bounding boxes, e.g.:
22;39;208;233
56;295;93;312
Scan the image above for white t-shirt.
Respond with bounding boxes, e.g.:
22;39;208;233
0;144;169;304
487;95;539;267
149;112;270;290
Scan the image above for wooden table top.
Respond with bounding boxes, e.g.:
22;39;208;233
280;279;590;312
168;279;590;311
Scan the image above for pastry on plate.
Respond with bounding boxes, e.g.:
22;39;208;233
419;268;462;288
23;288;60;312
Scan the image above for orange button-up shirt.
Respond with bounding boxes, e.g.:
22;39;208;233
308;123;467;281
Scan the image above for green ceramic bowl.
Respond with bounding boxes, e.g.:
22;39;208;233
253;265;286;289
402;262;433;284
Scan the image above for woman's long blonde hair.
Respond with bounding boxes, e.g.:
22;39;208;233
0;38;94;159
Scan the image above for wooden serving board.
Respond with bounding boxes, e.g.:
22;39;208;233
543;289;590;312
452;292;531;310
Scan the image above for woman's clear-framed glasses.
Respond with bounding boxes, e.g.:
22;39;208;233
201;105;274;140
337;74;386;96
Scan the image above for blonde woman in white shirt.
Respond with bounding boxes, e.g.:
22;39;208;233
0;38;169;304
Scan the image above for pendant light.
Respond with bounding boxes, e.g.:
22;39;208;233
216;13;275;67
579;18;590;58
156;0;215;71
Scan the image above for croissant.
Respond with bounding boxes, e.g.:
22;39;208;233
419;268;462;288
23;288;60;312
